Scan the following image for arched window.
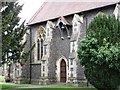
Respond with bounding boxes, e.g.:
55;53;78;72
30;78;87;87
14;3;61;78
36;26;45;62
41;39;43;59
37;39;40;60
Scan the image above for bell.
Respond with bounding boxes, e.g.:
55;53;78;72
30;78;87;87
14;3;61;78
61;25;65;29
59;22;65;30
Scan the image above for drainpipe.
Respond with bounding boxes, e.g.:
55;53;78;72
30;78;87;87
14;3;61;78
29;27;32;84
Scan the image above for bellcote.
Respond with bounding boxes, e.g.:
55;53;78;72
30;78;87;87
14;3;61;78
56;16;71;39
56;16;70;27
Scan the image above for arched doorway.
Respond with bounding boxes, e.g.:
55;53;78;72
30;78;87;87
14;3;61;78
60;59;66;82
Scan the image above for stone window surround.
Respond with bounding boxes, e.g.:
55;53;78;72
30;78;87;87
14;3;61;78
37;38;44;61
34;26;45;63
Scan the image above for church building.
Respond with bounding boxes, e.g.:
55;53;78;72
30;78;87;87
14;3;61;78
12;1;120;86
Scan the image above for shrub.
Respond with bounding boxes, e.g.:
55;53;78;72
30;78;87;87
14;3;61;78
78;13;120;90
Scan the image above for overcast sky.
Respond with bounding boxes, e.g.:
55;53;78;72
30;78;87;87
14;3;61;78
18;0;45;23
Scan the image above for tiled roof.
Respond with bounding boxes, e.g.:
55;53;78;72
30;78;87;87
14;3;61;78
27;0;120;25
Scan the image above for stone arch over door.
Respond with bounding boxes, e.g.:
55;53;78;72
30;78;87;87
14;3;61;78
56;56;68;82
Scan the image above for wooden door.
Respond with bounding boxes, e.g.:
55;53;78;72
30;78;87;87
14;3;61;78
60;59;66;82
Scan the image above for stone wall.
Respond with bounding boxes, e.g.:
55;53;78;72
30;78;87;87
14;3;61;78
31;63;41;84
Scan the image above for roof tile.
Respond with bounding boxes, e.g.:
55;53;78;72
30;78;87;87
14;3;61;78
28;0;120;25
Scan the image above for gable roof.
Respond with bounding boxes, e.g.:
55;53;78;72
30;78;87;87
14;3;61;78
27;0;120;25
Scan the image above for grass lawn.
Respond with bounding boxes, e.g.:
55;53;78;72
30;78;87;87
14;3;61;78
25;86;96;90
43;85;95;88
0;84;96;90
0;84;23;89
35;85;96;90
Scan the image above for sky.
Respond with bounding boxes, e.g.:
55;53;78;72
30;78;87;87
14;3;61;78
18;0;45;24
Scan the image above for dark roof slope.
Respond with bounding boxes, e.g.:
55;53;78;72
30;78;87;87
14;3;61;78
28;0;120;25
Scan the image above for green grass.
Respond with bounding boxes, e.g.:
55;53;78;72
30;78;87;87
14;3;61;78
0;84;25;89
24;86;96;90
40;85;96;90
0;84;96;90
47;85;79;88
24;88;96;90
0;84;41;89
0;76;5;82
44;85;94;88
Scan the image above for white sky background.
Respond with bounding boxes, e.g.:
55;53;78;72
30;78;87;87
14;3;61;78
18;0;45;24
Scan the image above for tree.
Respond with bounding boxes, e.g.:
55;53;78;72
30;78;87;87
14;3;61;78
1;1;34;81
78;13;120;90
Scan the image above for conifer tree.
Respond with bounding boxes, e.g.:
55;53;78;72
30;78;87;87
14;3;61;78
1;1;33;80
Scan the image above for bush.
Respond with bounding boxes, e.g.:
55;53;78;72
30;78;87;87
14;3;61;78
78;13;120;90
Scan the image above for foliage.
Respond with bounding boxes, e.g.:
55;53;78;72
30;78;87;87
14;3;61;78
1;1;33;65
1;1;35;81
78;13;120;90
